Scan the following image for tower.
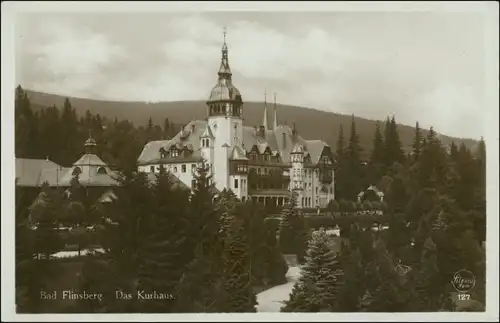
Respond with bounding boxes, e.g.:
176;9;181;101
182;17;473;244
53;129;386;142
290;142;305;207
206;27;244;191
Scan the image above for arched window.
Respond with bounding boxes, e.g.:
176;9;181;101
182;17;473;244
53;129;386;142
97;167;107;174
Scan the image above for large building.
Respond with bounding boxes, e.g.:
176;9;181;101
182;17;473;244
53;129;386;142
137;33;335;209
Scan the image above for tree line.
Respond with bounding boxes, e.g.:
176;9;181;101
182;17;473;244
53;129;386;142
15;85;179;173
281;115;487;312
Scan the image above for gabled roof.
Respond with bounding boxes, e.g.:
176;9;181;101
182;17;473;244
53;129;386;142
230;145;248;160
200;124;215;139
138;121;331;167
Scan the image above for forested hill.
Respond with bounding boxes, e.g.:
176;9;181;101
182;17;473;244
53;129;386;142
25;89;479;159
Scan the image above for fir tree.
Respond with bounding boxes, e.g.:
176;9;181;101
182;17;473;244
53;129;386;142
99;171;154;312
219;218;257;312
278;192;298;254
370;122;385;165
336;124;345;162
345;115;364;199
29;183;64;260
412;121;423;162
384;116;405;167
335;124;347;200
135;165;192;312
175;163;222;312
263;223;288;285
368;122;385;186
282;228;342;312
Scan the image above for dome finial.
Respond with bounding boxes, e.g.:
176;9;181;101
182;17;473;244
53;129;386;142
223;25;227;44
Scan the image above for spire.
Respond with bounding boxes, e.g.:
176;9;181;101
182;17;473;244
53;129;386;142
218;26;231;79
273;92;277;130
262;89;268;131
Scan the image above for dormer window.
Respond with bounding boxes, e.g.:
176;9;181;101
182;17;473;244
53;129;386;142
160;148;167;159
171;148;179;158
97;167;107;174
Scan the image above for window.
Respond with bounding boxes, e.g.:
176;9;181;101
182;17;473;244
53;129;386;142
192;179;196;188
316;187;318;194
173;167;177;173
192;164;196;171
150;166;155;173
171;149;178;158
181;164;186;173
234;179;239;189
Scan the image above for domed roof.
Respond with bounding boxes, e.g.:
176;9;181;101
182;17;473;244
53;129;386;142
208;79;242;102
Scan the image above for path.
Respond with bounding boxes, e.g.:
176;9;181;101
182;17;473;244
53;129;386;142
256;266;302;312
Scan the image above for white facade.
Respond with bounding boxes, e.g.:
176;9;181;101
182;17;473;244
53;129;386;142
136;32;335;209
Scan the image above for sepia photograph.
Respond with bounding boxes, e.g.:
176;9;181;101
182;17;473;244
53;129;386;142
2;1;499;321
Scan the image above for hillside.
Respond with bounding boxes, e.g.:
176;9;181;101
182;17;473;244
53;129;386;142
25;89;479;159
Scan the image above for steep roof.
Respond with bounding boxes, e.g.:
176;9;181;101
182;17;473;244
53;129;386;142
73;154;107;167
138;121;331;167
58;165;119;187
230;145;248;160
16;158;67;187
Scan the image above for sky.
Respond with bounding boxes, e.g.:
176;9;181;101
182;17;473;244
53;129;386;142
14;7;492;140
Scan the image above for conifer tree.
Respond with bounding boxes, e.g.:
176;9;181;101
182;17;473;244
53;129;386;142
278;192;298;254
217;188;238;237
345;115;364;199
370;122;385;165
29;183;64;260
135;165;192;312
412;121;423;162
335;124;347;200
219;217;257;312
99;171;154;312
175;163;222;312
384;116;405;167
282;228;342;312
263;223;288;285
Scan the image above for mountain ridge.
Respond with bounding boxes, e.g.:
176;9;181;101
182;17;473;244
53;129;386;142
23;89;479;159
